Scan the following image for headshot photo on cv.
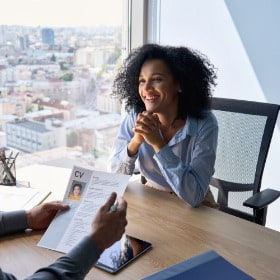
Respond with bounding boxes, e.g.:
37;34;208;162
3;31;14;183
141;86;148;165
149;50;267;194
68;181;84;201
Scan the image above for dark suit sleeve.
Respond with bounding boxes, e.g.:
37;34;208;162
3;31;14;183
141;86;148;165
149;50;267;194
1;213;100;279
0;210;27;237
25;236;100;280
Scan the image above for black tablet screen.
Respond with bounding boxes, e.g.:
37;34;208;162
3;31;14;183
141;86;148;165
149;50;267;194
95;234;152;274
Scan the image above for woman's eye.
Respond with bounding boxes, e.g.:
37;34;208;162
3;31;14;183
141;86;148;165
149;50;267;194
139;79;145;84
153;77;162;82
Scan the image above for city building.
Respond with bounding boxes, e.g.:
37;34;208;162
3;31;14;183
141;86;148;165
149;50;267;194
0;57;8;67
96;90;121;114
0;87;8;97
0;66;15;87
0;131;6;147
0;114;17;132
74;47;95;66
32;79;88;104
18;35;29;50
31;97;73;121
5;119;65;153
41;28;55;45
25;109;64;123
74;46;114;67
0;66;7;87
14;64;60;81
80;113;121;153
0;25;6;44
0;96;26;116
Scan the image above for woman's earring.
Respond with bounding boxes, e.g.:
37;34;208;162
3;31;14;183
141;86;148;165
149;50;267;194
178;89;182;93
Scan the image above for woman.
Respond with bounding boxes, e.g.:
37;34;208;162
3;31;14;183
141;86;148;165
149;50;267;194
68;183;82;200
109;44;218;207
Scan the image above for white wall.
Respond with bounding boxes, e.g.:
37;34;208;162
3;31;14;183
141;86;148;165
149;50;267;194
148;0;280;231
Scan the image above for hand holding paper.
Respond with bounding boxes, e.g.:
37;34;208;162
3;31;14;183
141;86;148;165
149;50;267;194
26;201;69;230
38;166;130;253
90;192;128;254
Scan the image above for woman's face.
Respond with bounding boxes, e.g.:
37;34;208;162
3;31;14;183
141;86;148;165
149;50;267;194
73;185;81;196
138;59;180;114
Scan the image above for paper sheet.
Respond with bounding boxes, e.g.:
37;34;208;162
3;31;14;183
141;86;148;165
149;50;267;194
0;183;50;211
38;165;130;253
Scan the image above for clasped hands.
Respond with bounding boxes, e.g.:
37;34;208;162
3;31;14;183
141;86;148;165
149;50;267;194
133;111;166;152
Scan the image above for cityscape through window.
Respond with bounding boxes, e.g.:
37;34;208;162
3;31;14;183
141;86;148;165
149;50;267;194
0;0;124;171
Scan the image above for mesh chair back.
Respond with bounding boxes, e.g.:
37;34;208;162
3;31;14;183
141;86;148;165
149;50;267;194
210;97;279;222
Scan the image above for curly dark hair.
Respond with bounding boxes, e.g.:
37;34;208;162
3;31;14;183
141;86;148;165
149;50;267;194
112;44;217;119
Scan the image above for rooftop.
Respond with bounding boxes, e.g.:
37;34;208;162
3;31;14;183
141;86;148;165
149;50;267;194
8;119;50;133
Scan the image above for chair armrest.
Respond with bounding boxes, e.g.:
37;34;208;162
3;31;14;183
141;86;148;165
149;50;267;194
243;188;280;209
133;167;140;175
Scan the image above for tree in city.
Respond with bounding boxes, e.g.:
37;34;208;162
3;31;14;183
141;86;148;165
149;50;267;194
59;61;68;71
60;73;73;81
97;64;108;79
92;148;101;159
26;106;33;113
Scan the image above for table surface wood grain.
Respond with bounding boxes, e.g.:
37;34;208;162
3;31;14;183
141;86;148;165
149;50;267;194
1;164;280;280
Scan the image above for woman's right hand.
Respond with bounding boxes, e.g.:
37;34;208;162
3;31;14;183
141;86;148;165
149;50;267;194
127;133;144;156
127;113;148;156
133;111;166;152
132;129;145;145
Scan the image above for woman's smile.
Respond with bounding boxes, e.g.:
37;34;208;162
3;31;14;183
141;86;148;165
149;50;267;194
139;59;179;114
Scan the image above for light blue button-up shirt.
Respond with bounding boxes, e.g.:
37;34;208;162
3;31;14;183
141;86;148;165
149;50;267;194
109;111;218;207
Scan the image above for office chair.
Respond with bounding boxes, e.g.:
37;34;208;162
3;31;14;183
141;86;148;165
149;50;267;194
210;97;280;225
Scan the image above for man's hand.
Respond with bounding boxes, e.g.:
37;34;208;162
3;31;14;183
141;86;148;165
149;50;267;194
90;192;127;254
26;201;69;230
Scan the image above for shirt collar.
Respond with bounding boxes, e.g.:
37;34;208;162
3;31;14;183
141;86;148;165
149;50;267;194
169;117;198;145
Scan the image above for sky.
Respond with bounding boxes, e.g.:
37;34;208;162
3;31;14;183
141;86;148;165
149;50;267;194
0;0;123;27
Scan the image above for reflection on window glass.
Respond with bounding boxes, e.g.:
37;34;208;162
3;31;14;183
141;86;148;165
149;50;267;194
0;0;123;171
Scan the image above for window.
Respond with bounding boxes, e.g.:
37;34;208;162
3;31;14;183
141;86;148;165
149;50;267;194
0;0;125;171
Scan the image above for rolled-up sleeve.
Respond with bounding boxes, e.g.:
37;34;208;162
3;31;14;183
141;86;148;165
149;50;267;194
108;112;138;175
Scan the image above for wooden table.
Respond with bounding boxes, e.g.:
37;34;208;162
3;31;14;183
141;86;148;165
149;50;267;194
1;164;280;279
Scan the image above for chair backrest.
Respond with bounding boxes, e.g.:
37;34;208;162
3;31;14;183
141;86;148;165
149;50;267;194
210;97;279;223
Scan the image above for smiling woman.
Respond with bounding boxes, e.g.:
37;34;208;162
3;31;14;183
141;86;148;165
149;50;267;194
109;43;219;208
138;59;180;115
